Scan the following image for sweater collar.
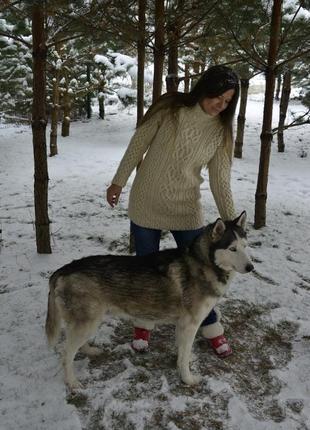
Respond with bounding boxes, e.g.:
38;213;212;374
192;102;218;124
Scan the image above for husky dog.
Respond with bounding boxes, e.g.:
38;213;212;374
46;211;253;389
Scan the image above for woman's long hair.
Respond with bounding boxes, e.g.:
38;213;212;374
140;65;240;160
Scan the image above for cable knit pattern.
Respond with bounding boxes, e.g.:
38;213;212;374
112;103;235;230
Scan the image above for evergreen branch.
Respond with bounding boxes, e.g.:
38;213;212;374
276;47;310;69
280;4;302;48
231;45;265;71
177;59;244;82
0;31;32;48
165;0;218;49
272;109;310;133
46;33;85;48
0;0;21;12
229;27;267;69
251;40;266;66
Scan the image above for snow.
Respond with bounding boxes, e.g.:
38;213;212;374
95;52;154;85
284;0;310;18
94;54;114;70
0;98;310;429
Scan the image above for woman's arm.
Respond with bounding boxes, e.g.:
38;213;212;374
208;144;235;221
111;110;163;188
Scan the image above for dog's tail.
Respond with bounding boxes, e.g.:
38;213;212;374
45;272;61;346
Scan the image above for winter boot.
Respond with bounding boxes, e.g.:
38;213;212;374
208;334;232;358
132;327;150;352
201;308;232;358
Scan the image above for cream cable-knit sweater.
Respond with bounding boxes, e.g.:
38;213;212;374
112;103;235;230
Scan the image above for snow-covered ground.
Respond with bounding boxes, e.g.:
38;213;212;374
0;99;309;430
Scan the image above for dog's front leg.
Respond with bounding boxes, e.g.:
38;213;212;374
176;318;201;386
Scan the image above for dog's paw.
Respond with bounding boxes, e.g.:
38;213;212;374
80;344;102;356
67;379;84;391
181;373;202;386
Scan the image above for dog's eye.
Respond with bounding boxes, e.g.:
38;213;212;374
229;247;237;252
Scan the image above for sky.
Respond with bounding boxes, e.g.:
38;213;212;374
0;97;310;429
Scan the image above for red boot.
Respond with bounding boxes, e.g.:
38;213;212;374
209;335;232;358
132;327;150;352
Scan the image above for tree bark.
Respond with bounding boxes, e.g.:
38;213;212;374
152;0;165;103
98;69;105;119
130;0;147;253
31;1;51;253
234;78;249;159
166;23;179;92
86;62;92;119
99;93;105;119
277;69;291;152
49;57;60;156
137;0;146;126
61;73;71;137
254;0;282;229
184;63;190;93
61;91;71;136
275;73;281;100
166;0;184;93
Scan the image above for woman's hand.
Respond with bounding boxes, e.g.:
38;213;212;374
107;184;122;208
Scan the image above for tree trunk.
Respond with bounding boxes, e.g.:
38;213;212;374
86;63;92;119
130;0;147;253
277;69;291;152
166;24;179;92
254;0;282;229
184;63;190;92
99;93;105;119
31;2;51;253
137;0;146;126
234;78;249;159
152;0;165;103
166;1;184;93
49;62;60;156
61;73;71;137
98;71;105;119
61;91;71;136
275;73;281;100
191;60;201;89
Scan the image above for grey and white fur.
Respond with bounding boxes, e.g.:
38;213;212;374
45;211;253;389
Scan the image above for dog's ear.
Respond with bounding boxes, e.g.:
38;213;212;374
235;211;247;229
211;218;226;241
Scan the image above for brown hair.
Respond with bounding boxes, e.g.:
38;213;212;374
140;65;240;160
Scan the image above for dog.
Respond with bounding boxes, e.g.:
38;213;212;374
45;211;253;389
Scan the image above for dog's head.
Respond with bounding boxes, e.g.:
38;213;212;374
207;211;254;274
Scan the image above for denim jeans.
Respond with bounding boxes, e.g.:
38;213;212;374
130;221;217;326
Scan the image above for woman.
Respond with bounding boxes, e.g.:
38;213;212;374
107;65;240;357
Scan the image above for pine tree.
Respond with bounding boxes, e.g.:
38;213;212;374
0;13;32;120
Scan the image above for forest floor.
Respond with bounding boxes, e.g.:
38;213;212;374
1;99;310;429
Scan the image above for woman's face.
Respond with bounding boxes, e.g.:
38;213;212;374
200;89;235;116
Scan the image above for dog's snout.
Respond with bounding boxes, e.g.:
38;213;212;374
246;263;254;272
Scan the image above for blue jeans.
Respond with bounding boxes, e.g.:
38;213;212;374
130;221;217;326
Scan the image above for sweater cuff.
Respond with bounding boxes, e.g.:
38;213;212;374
111;173;128;188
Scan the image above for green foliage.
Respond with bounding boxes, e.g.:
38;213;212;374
0;17;32;119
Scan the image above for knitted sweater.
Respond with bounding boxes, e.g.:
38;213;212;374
112;103;235;230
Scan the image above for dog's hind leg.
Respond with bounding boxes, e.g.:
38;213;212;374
176;318;201;386
63;319;100;390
